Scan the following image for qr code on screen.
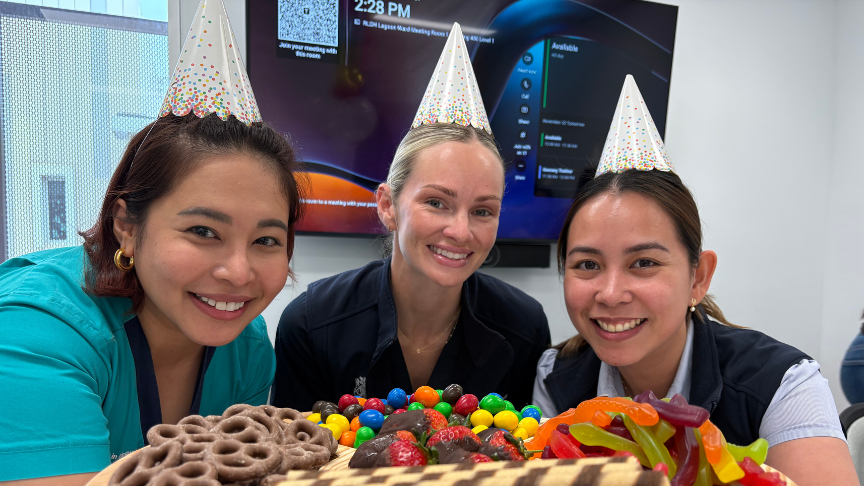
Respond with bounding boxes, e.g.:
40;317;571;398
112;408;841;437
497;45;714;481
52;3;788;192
278;0;339;47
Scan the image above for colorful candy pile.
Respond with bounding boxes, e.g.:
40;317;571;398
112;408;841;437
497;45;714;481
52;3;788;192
525;392;785;486
347;408;535;467
306;384;543;449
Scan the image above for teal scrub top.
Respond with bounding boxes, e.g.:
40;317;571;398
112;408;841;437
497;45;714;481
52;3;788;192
0;246;276;481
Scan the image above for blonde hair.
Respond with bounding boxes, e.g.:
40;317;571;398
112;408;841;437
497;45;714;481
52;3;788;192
382;123;504;255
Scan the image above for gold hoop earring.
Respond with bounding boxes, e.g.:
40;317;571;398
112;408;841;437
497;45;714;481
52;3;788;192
690;298;697;313
114;248;134;272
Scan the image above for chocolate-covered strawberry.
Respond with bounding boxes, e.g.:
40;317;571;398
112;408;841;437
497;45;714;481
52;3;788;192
378;440;428;467
477;429;530;461
348;433;403;468
379;409;447;437
426;426;481;452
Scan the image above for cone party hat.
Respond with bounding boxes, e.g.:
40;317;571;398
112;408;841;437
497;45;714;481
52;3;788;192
411;23;491;134
159;0;261;125
595;75;672;177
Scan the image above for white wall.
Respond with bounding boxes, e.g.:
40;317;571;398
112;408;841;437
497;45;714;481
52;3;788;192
169;0;864;410
820;0;864;411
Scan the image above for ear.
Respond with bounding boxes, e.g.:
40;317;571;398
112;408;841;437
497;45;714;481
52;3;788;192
375;184;397;232
112;199;137;257
692;250;718;303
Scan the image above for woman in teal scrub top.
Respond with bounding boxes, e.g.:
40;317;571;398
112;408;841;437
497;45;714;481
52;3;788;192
0;113;306;485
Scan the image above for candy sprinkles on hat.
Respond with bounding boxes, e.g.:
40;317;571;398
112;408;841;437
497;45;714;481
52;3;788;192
594;74;673;177
411;23;492;134
159;0;261;125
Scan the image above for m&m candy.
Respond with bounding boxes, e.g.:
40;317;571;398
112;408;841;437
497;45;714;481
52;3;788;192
354;426;375;447
359;409;385;430
453;394;478;416
364;398;385;414
339;430;356;447
521;405;542;421
338;394;359;412
493;410;519;431
433;401;453;418
414;386;440;408
320;423;342;439
479;394;506;415
407;402;425;411
470;409;494;427
326;413;350;434
387;388;408;409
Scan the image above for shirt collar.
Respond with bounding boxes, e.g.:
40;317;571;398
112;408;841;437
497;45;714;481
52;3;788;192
596;319;694;399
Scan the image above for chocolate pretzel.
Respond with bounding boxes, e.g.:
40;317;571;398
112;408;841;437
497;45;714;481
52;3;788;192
108;441;183;485
233;409;285;444
257;404;305;427
147;423;210;447
204;439;282;482
177;415;214;430
274;442;332;473
282;418;337;452
209;415;269;444
180;433;221;463
149;462;220;486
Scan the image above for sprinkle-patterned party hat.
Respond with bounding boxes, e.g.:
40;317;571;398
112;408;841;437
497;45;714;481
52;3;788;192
411;23;491;134
159;0;261;125
595;75;672;177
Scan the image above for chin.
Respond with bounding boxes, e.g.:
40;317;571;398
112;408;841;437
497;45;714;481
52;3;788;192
185;323;247;347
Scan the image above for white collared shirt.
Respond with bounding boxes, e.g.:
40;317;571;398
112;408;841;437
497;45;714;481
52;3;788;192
532;319;845;446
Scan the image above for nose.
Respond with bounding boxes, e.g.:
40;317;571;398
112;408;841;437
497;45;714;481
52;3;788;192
212;246;255;287
441;211;472;243
594;268;632;307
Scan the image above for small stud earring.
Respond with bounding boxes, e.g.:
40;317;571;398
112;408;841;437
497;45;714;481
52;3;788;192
690;298;697;312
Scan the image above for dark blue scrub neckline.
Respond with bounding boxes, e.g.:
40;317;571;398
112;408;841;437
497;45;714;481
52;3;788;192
125;317;216;443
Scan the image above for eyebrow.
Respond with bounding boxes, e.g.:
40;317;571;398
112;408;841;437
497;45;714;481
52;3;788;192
257;219;288;231
178;207;231;224
421;184;501;202
567;242;670;258
178;207;288;232
625;242;670;254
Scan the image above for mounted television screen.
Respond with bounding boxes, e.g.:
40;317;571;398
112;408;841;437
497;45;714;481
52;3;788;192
247;0;677;240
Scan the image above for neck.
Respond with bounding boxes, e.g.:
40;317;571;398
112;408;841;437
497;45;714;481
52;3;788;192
389;252;462;340
138;298;204;369
617;320;688;398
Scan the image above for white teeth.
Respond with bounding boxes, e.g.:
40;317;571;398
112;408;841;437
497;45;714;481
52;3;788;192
596;319;644;333
194;293;246;312
430;246;469;260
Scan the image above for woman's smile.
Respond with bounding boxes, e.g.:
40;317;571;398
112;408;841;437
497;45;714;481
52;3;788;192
189;292;253;320
428;244;473;268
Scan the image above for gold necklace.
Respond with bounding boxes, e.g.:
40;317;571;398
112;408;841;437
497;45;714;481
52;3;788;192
398;308;460;354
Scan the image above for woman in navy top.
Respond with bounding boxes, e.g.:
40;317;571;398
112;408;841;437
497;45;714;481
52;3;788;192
271;123;551;411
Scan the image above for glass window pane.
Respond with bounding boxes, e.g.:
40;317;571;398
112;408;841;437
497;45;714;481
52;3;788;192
0;1;168;258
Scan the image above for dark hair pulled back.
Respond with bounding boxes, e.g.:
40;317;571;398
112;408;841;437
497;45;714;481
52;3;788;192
555;169;737;357
81;113;308;313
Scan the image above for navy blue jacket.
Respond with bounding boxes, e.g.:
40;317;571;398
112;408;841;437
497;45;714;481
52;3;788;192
543;309;810;445
271;259;551;411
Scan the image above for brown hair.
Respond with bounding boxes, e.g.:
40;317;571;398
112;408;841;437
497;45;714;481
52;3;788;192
555;169;737;357
80;113;308;313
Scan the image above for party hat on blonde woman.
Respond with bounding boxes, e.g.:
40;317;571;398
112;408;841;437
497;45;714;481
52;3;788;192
159;0;261;125
411;23;491;134
595;75;672;177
